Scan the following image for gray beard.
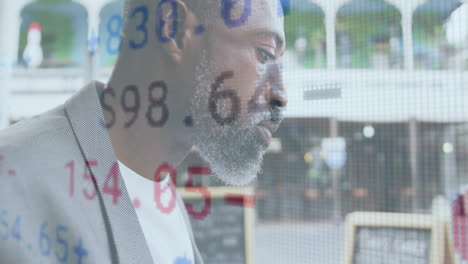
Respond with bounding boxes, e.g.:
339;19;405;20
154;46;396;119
189;51;271;186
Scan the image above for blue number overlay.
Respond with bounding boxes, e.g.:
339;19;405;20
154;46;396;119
74;238;89;264
156;0;178;43
0;210;8;240
107;14;123;55
55;225;69;263
221;0;252;28
278;0;290;17
0;210;89;263
39;221;51;256
129;5;149;50
11;216;21;241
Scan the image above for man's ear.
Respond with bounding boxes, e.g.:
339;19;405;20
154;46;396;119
159;0;197;64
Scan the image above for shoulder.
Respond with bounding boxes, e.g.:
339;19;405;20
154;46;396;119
0;104;71;153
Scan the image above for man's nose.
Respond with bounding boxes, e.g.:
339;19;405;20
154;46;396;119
266;64;288;109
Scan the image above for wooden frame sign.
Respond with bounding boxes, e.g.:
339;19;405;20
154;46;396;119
344;212;455;264
178;187;255;264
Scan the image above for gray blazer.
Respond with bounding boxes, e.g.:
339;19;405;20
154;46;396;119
0;81;203;264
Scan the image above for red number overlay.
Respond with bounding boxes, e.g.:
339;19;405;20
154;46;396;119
184;167;211;220
154;163;177;214
0;155;4;176
66;160;98;201
103;162;123;204
65;161;75;197
224;194;256;208
83;160;98;200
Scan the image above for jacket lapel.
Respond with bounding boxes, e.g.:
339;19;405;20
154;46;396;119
64;81;154;264
176;195;204;264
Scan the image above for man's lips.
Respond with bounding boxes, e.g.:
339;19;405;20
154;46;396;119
257;121;281;134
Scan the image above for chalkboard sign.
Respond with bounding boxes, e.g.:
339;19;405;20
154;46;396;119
178;187;255;264
355;227;430;264
344;212;455;264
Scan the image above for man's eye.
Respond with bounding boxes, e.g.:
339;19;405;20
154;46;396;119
257;48;275;64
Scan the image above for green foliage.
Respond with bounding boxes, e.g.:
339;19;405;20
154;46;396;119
37;0;72;4
283;3;447;69
413;11;445;45
336;9;401;68
284;11;325;49
284;10;325;68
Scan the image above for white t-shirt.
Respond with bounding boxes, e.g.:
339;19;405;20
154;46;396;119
118;161;195;264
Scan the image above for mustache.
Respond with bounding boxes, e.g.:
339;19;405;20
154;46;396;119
252;106;283;125
270;106;283;123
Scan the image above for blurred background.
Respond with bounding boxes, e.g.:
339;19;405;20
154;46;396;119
0;0;468;263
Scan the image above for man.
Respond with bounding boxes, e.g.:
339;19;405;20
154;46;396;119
0;0;286;263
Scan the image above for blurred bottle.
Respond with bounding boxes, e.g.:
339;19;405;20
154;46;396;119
22;22;43;68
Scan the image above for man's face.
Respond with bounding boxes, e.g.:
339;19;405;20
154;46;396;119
189;0;287;186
